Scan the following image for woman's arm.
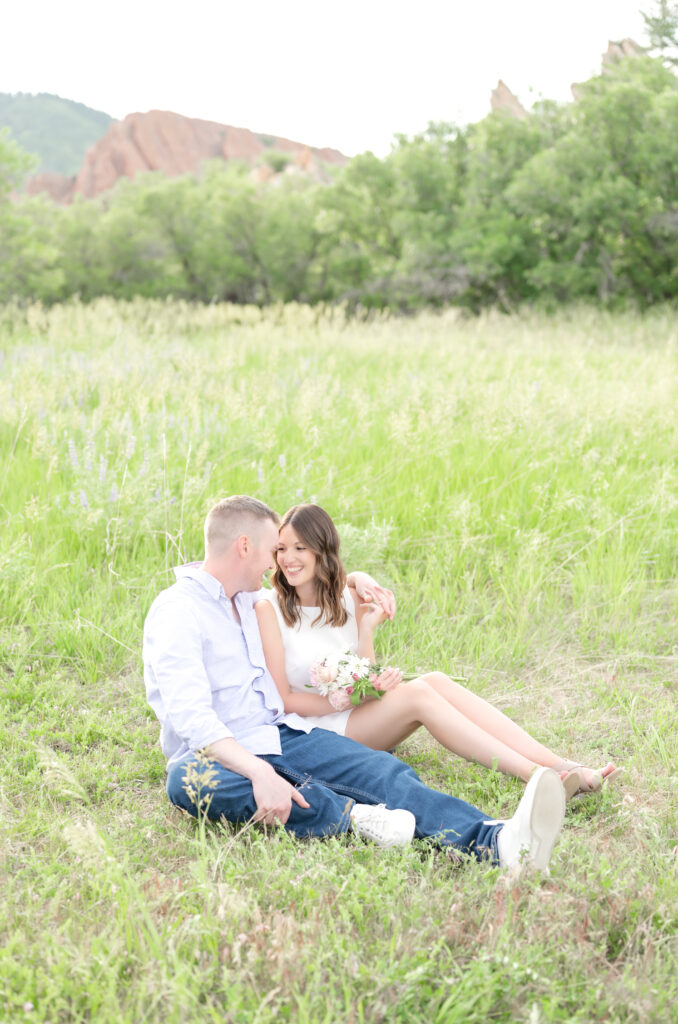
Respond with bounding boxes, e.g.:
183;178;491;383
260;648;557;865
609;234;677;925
254;600;339;718
350;588;402;693
351;586;385;661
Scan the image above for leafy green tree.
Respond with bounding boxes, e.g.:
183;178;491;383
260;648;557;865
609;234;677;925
0;127;35;197
313;152;403;305
382;123;470;307
198;162;291;303
0;195;63;303
389;123;466;243
53;185;175;302
133;170;223;300
52;197;110;301
259;150;292;173
642;1;678;65
182;160;288;303
253;176;322;303
124;162;321;304
93;176;181;299
507;57;678;305
449;108;567;309
0;131;63;302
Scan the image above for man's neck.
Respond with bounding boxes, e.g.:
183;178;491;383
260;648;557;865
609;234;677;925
202;557;239;599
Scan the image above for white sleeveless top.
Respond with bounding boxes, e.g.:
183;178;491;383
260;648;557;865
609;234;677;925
258;586;359;735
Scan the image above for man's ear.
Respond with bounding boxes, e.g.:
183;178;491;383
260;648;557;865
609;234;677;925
235;534;250;558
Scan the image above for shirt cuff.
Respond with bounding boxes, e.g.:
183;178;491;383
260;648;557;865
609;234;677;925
194;726;234;752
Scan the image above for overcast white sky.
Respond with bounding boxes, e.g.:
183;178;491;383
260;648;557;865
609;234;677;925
1;0;652;156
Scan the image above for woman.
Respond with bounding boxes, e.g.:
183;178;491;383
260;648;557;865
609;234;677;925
255;504;620;797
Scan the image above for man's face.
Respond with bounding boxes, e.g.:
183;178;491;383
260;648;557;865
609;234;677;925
244;519;279;591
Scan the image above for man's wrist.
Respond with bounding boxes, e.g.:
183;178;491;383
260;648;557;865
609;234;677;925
247;759;276;785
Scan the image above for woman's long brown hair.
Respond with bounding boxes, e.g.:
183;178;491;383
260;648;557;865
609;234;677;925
272;504;348;628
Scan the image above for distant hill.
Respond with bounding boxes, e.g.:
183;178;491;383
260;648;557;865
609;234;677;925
0;93;112;175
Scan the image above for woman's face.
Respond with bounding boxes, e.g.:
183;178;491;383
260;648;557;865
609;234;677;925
276;523;318;589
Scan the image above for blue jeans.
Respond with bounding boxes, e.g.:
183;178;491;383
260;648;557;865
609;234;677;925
166;725;502;863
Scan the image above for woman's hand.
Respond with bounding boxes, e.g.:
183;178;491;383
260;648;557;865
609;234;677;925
373;666;402;693
359;601;389;632
347;572;396;620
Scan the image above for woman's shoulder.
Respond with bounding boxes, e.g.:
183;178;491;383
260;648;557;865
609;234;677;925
255;588;292;640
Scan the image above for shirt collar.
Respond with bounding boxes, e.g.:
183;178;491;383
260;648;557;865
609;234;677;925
173;563;256;612
174;562;224;601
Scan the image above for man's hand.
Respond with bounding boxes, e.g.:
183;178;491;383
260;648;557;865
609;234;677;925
348;571;396;620
251;764;310;826
203;737;310;827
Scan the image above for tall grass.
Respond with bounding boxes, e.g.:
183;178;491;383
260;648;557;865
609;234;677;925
1;299;676;1022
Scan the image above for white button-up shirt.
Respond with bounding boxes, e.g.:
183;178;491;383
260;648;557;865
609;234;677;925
143;564;311;765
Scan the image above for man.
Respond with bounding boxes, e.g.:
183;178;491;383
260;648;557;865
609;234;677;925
143;495;565;869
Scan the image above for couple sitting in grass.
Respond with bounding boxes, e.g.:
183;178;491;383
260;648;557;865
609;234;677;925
255;502;620;798
143;496;620;873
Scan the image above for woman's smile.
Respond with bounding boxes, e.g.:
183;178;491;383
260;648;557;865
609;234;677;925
277;524;317;590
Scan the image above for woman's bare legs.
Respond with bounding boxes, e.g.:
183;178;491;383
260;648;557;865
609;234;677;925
344;672;616;787
421;672;616;787
420;672;565;768
345;678;541;781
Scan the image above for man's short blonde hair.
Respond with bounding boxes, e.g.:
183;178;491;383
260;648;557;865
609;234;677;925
204;495;279;557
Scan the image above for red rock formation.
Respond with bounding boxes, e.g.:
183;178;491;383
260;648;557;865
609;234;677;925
602;37;646;65
26;109;346;203
25;171;75;203
572;38;645;99
490;80;529;120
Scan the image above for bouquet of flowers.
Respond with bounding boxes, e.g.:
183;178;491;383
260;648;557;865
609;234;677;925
308;650;384;709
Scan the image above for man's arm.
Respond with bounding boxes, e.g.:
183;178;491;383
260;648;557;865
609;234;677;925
145;595;310;825
202;737;310;825
144;598;234;752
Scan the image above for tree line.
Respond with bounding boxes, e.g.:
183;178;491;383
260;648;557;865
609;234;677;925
2;57;678;312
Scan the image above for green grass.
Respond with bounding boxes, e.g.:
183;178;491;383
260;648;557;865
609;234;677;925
1;299;677;1022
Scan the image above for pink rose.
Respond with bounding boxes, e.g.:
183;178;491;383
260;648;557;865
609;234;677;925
346;686;354;695
328;690;352;711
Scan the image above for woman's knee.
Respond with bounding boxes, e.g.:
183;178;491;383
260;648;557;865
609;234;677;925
420;671;468;702
392;677;437;716
419;671;451;687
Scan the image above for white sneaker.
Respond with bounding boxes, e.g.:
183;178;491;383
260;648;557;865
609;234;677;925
495;767;565;874
349;803;416;848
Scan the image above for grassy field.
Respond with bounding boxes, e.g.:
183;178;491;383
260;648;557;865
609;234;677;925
1;299;676;1023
